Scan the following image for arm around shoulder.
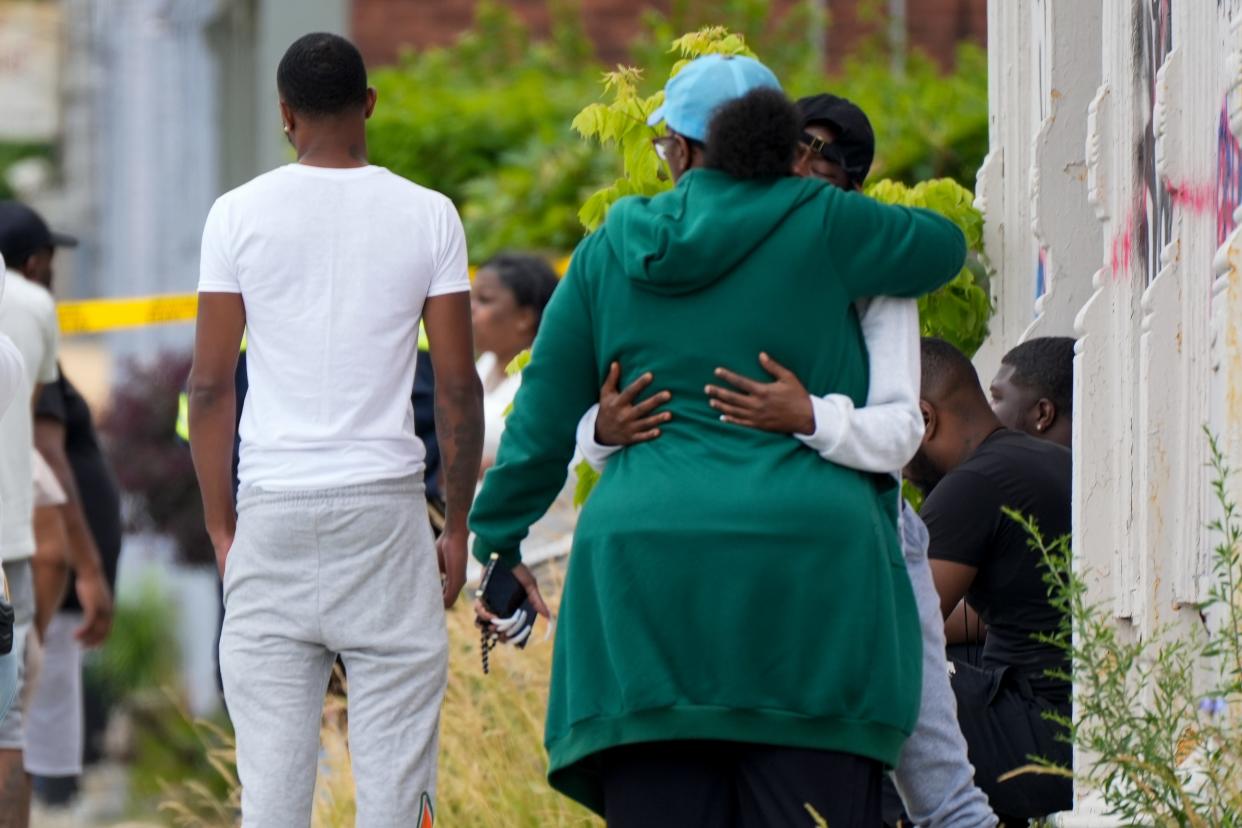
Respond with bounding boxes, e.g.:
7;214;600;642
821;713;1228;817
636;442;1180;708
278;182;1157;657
829;192;966;301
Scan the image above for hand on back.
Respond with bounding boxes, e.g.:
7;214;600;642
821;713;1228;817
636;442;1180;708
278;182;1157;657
595;353;815;444
594;362;673;446
706;353;816;436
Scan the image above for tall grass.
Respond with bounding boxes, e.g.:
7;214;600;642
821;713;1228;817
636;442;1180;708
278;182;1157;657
437;579;598;827
161;579;600;827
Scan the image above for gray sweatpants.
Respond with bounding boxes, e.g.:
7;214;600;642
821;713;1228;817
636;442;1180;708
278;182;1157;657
891;503;998;828
220;477;448;828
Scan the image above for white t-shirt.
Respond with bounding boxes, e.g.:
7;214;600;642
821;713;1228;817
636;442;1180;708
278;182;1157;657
198;164;471;490
476;351;522;468
0;271;59;560
32;449;66;508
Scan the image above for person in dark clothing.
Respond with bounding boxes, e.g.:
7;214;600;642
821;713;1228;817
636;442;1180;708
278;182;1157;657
414;349;442;507
905;338;1073;825
28;367;122;804
35;373;122;604
989;337;1075;450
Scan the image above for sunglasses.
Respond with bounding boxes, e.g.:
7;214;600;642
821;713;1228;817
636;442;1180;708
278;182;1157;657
800;132;850;168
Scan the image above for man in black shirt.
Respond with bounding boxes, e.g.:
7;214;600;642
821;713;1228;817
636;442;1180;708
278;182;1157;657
28;368;122;804
905;338;1072;825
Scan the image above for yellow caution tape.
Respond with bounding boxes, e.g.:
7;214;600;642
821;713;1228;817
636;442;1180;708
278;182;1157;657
58;294;199;335
57;257;572;336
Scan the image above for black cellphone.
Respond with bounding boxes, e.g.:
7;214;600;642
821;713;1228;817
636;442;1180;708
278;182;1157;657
478;555;527;619
0;598;13;656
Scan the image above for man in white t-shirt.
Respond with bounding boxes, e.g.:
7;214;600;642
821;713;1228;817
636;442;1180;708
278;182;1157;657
189;33;482;827
0;204;112;828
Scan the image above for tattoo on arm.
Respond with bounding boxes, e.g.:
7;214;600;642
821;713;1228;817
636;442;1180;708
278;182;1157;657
434;377;483;535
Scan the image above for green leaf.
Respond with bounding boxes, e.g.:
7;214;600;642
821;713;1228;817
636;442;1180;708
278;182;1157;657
571;103;610;140
505;349;532;376
573;460;601;508
867;177;990;356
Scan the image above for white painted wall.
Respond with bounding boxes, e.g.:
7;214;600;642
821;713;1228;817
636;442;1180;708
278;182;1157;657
983;0;1242;819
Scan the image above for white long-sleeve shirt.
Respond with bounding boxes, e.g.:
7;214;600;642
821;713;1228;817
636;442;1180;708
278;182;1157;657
577;296;923;475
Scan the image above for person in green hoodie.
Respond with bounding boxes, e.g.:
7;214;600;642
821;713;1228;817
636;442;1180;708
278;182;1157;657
469;55;967;827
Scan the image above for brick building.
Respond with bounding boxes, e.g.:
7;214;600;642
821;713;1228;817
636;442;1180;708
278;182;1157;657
351;0;986;70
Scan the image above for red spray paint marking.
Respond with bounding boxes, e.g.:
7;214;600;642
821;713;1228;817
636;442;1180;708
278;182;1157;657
1110;211;1134;280
1167;181;1214;214
1108;176;1219;281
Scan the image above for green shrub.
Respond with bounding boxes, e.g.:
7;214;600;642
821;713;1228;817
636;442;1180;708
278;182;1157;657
366;0;987;264
0;141;53;200
85;577;180;700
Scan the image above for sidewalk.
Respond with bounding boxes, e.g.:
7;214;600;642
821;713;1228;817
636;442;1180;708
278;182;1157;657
30;762;156;828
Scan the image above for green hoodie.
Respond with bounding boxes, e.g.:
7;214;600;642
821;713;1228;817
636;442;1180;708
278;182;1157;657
470;168;966;814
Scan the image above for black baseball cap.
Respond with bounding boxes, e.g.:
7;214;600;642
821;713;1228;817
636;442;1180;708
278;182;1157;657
0;201;77;269
796;94;876;185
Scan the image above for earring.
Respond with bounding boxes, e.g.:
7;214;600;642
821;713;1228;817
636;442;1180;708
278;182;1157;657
1036;424;1044;432
282;124;290;133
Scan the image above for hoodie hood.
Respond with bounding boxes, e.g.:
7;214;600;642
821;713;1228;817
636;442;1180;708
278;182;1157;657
603;168;827;296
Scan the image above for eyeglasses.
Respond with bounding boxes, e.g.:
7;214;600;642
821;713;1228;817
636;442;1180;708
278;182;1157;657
651;131;704;163
652;135;674;161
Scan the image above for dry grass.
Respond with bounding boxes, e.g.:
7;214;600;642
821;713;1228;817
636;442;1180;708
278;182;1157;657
433;585;599;827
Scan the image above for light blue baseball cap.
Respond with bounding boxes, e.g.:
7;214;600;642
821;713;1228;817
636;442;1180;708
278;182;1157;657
647;54;783;143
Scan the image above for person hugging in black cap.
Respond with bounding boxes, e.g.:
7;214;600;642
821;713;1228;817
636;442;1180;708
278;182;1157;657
794;94;877;193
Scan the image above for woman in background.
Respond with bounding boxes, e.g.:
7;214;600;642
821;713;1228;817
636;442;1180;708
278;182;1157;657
471;253;560;475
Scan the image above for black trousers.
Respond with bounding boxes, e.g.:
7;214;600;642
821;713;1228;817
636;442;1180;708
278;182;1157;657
950;659;1072;822
600;740;882;828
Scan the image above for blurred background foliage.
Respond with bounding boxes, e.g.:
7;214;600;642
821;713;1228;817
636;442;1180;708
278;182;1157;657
367;0;988;264
84;2;991;820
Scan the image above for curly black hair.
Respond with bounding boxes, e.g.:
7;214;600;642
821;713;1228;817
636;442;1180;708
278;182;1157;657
480;253;561;329
1001;336;1076;416
277;33;368;117
704;88;802;180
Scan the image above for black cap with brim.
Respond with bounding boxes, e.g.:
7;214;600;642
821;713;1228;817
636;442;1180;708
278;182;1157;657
0;200;76;267
796;94;876;185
